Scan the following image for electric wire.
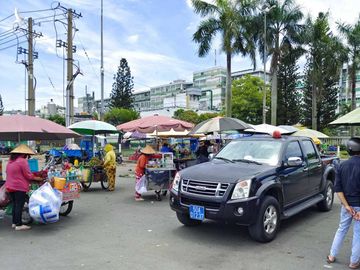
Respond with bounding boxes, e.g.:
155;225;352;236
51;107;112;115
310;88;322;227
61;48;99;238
0;14;14;24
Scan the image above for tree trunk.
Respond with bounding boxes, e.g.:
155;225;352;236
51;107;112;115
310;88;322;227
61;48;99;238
271;36;279;126
225;52;232;117
350;57;356;137
311;82;317;130
271;66;278;125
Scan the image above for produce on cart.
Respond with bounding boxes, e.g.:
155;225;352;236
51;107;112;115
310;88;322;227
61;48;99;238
80;157;108;191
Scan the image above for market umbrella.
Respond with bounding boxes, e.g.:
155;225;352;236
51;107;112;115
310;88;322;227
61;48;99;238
68;120;118;135
117;114;194;133
329;108;360;126
188;116;250;135
277;125;299;133
123;130;147;139
245;124;292;135
0;115;81;141
291;128;329;139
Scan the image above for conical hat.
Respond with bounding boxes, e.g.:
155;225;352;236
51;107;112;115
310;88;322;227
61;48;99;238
10;144;35;155
140;145;156;155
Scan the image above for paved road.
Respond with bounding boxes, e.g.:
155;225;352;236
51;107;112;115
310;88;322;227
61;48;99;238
0;163;355;270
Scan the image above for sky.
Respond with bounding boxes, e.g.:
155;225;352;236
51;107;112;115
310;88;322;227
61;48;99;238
0;0;359;111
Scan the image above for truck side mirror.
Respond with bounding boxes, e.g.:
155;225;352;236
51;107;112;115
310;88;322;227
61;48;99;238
287;157;303;167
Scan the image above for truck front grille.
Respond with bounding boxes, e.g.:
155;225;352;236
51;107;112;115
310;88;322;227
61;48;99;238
180;197;221;210
181;179;229;197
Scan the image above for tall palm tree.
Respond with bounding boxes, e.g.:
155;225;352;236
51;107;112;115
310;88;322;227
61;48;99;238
302;13;346;130
191;0;257;117
337;17;360;112
259;0;303;125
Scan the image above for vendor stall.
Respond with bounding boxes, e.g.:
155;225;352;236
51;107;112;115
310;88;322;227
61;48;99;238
143;152;176;201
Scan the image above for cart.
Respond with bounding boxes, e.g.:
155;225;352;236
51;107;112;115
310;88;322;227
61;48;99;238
145;167;176;201
59;174;81;216
80;165;109;191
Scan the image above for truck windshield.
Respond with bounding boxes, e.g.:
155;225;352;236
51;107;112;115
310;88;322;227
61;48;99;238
216;140;282;166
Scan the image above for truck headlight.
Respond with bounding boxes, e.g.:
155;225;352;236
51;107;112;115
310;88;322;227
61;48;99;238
231;179;251;200
172;172;181;193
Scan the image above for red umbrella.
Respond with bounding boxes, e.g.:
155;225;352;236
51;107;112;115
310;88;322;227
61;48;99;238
117;114;194;133
0;115;81;141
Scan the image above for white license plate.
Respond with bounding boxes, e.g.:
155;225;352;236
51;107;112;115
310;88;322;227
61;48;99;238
189;205;204;220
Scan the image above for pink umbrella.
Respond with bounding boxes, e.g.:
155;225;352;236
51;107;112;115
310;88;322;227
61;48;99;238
117;114;194;133
0;115;81;141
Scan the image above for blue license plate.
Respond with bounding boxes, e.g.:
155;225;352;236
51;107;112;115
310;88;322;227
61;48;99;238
189;205;205;220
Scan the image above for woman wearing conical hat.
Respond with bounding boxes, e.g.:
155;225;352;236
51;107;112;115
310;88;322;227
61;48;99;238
134;145;156;201
5;144;44;231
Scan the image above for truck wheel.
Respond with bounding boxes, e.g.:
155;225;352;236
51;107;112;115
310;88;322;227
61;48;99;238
176;212;202;226
317;180;334;212
248;196;280;243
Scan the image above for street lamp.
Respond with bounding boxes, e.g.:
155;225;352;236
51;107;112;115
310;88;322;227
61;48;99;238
262;4;275;124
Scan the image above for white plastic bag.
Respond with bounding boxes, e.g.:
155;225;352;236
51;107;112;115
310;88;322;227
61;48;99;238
29;182;63;224
135;175;147;194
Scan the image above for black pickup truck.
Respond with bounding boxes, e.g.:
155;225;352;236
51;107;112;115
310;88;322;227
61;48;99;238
169;135;339;242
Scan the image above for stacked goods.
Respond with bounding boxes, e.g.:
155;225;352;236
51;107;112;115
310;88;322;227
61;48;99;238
29;182;62;224
85;157;103;167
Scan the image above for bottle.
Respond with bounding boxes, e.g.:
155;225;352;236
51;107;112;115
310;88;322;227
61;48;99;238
74;159;79;167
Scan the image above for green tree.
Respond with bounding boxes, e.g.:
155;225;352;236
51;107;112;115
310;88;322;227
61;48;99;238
0;94;3;115
197;112;221;124
302;13;346;130
47;114;65;126
104;108;139;126
109;58;134;109
192;0;257;117
337;17;360;112
277;39;302;125
173;109;199;124
232;75;269;124
259;0;303;125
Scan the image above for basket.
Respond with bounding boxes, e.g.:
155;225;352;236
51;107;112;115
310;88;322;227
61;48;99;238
53;177;66;190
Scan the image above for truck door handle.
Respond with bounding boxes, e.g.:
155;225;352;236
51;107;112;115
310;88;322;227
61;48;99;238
303;168;309;172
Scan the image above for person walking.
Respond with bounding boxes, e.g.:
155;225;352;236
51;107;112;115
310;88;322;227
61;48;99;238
327;138;360;269
5;144;43;231
134;145;156;201
103;144;116;191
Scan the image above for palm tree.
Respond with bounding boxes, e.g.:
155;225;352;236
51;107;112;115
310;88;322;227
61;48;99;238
302;13;346;130
259;0;303;125
337;17;360;113
191;0;257;117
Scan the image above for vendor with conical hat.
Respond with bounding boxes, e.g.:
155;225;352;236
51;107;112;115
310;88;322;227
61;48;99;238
5;144;44;231
103;144;116;191
134;145;156;201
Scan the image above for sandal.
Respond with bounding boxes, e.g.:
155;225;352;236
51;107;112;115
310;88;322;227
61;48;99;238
327;255;336;264
349;261;360;269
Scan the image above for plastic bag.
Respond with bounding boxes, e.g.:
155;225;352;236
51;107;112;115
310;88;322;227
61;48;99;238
29;182;62;224
135;175;147;194
0;184;10;207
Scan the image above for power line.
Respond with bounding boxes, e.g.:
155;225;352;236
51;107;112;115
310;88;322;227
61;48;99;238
0;33;27;46
0;14;14;24
0;40;27;52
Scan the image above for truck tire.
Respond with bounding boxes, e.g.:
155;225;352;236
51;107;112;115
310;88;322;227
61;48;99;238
248;196;280;243
176;212;202;226
317;180;334;212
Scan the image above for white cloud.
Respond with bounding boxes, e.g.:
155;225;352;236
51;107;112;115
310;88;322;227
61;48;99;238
127;34;139;44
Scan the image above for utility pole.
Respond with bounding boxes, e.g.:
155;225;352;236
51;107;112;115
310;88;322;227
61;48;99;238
100;0;105;121
66;9;74;127
27;17;34;116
